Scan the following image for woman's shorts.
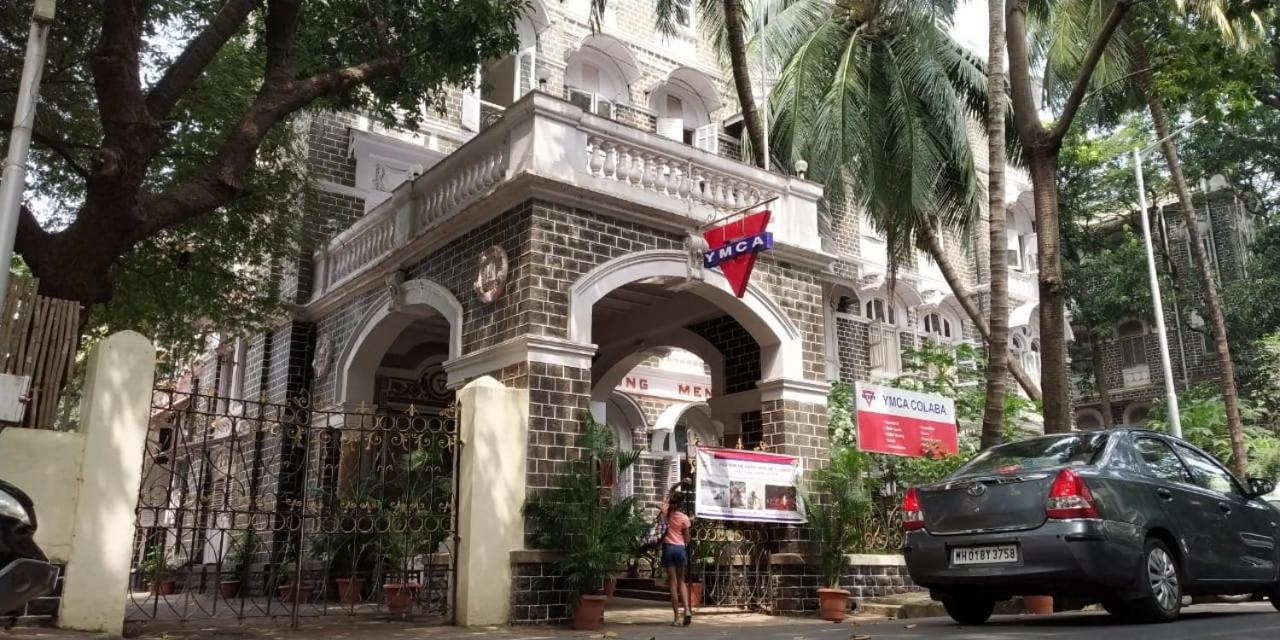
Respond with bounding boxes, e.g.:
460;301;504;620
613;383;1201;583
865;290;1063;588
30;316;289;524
662;543;688;568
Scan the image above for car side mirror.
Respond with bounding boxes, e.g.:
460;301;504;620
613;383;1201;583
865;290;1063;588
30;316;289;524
1246;477;1275;499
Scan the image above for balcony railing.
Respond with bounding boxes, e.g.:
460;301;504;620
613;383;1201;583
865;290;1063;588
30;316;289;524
309;92;824;302
1010;269;1039;302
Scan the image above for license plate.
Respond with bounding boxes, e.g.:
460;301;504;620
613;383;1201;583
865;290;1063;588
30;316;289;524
951;544;1019;566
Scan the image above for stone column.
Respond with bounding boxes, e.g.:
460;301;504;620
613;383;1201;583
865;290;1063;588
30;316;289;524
59;331;157;635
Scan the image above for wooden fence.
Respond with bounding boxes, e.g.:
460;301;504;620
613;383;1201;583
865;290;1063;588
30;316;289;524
0;276;80;428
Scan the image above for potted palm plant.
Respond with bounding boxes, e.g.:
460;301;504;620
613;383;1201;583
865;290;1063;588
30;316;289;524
379;448;454;615
312;479;383;606
524;414;647;630
219;531;258;599
805;446;871;622
141;547;176;596
276;561;313;604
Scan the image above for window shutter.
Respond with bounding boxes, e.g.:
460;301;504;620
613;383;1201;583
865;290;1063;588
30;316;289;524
461;69;481;132
568;88;593;112
596;98;615;120
516;50;536;97
657;117;684;141
694;123;719;153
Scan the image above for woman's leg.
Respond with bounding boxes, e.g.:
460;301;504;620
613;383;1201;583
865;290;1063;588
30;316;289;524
666;560;680;622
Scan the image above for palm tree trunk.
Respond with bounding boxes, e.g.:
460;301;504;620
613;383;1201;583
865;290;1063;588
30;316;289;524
1133;41;1248;476
723;0;767;168
917;223;1042;402
1089;330;1115;427
981;0;1009;450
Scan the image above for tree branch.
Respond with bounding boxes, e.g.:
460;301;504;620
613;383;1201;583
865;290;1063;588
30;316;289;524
90;0;152;144
0;116;92;178
143;56;402;232
1005;0;1046;143
146;0;260;120
1047;0;1133;145
264;0;303;86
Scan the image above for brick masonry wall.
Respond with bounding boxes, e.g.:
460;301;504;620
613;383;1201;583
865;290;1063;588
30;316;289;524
688;315;760;394
510;561;573;624
770;559;917;616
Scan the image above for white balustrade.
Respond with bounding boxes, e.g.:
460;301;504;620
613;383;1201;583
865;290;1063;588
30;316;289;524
310;93;820;302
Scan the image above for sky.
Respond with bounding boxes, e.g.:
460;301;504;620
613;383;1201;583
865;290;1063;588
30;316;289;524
951;0;989;59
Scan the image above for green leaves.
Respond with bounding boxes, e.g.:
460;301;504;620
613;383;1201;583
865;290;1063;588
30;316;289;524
522;413;648;598
803;445;871;587
767;1;984;268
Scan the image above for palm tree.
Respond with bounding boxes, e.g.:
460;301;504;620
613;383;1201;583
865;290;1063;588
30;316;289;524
982;0;1011;450
1006;0;1137;433
764;0;1044;402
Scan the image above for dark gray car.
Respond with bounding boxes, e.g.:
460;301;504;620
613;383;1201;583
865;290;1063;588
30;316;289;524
902;428;1280;625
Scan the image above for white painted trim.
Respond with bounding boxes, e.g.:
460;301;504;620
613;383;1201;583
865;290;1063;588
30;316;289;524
706;389;762;416
313;178;368;201
845;554;906;567
444;335;597;388
334;278;464;405
757;378;830;407
569;249;803;381
590;327;724;405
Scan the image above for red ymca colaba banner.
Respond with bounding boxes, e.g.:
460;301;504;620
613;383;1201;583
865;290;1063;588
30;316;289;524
854;382;958;458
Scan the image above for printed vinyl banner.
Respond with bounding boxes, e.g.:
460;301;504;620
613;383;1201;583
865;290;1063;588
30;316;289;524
854;382;959;458
694;448;805;524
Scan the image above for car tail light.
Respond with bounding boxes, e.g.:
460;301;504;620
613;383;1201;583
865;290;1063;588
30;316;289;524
1045;468;1098;519
903;486;925;531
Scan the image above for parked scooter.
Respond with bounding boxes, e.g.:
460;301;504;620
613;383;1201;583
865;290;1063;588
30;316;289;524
0;478;59;621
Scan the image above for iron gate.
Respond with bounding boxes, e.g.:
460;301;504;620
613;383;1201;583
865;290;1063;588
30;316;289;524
127;388;459;627
687;520;771;610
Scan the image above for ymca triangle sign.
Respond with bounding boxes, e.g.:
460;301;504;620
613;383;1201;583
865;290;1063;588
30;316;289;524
701;210;774;298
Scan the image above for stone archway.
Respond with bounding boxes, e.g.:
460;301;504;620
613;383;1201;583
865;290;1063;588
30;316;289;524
569;249;803;381
334;278;463;407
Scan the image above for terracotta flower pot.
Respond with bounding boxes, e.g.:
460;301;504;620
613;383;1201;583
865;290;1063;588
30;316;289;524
151;579;176;596
278;584;313;604
1023;595;1053;615
603;579;617;599
335;577;365;605
384;583;418;614
817;588;851;622
572;594;608;631
688;582;703;608
218;580;241;599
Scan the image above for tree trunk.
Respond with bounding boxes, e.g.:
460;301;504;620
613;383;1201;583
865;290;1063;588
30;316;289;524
723;0;767;168
1028;152;1073;433
1089;330;1115;427
981;0;1009;450
917;222;1042;401
1134;42;1248;476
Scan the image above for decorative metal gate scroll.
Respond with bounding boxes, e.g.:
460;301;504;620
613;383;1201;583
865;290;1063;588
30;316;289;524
687;520;770;610
127;388;459;628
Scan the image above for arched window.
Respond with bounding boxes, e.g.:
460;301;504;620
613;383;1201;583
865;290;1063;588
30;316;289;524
566;34;638;119
1011;334;1027;352
1124;403;1151;426
866;298;896;324
650;67;721;152
1076;410;1104;431
923;313;954;340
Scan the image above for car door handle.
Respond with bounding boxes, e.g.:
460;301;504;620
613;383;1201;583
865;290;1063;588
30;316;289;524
1218;502;1233;515
1155;488;1173;501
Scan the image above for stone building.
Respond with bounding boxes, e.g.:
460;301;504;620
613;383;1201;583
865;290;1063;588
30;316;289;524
131;0;1044;624
1072;190;1256;429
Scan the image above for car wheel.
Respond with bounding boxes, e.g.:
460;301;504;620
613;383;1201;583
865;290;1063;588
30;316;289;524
1131;539;1181;623
942;596;996;625
1270;584;1280;612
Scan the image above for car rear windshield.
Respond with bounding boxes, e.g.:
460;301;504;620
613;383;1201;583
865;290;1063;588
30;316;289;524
950;433;1110;479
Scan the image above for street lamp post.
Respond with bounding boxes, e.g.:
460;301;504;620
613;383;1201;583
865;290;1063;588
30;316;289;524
1132;148;1182;438
0;0;56;312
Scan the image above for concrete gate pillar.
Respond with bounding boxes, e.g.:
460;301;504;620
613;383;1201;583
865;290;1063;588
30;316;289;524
59;331;157;635
455;376;529;626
